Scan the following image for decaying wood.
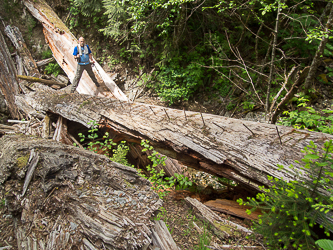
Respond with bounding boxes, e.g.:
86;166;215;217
4;25;40;77
0;134;163;249
42;115;50;139
22;0;127;101
36;57;55;67
17;75;67;88
0;29;22;119
204;199;262;221
185;197;253;239
53;116;72;145
15;91;333;195
151;220;180;250
21;149;39;197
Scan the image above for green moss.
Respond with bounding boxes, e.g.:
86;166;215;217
123;179;134;188
16;154;30;168
213;221;240;237
79;100;91;109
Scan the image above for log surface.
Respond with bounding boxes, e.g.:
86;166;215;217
16;91;333;192
0;135;163;249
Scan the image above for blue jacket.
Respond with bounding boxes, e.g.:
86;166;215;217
73;44;92;65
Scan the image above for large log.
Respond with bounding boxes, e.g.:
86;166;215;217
4;25;40;77
22;0;127;101
0;29;22;119
17;75;67;87
0;134;163;249
15;91;333;194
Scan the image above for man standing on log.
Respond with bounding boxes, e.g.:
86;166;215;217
70;37;100;93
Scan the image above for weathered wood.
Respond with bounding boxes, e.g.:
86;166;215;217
0;134;163;249
185;197;253;239
204;199;262;220
21;149;39;197
151;220;179;250
22;0;127;101
4;25;40;77
36;57;54;67
15;91;333;195
42;115;50;139
17;75;67;87
0;124;19;130
0;29;22;119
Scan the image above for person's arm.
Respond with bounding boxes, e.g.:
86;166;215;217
89;54;95;64
87;45;95;64
73;46;79;60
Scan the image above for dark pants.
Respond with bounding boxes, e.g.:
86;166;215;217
71;64;100;93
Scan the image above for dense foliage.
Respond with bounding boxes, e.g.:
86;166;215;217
67;0;333;109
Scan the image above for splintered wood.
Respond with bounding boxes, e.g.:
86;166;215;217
15;91;333;194
0;135;163;249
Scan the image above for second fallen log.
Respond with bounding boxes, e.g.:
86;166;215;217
17;75;67;87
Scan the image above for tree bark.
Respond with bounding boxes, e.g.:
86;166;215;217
15;91;333;194
0;134;164;249
4;25;40;77
22;0;127;101
0;29;22;119
17;75;67;87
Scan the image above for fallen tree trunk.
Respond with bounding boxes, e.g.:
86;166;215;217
17;75;67;87
22;0;127;101
0;29;22;119
4;25;40;77
15;91;333;193
0;135;163;249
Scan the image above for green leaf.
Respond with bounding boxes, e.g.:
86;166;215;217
316;239;333;250
304;154;320;160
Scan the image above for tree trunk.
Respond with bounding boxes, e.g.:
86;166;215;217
0;135;163;249
4;25;40;77
17;75;67;87
265;1;282;113
302;4;333;91
15;91;333;194
0;29;22;119
22;0;127;101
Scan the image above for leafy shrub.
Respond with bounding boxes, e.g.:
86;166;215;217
41;49;53;59
238;140;333;249
155;55;207;104
45;63;62;77
76;120;133;167
278;96;333;134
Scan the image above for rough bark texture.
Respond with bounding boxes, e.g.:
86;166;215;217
4;25;40;77
15;91;333;193
185;197;252;239
0;135;163;250
17;75;67;87
22;0;127;101
0;29;22;119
